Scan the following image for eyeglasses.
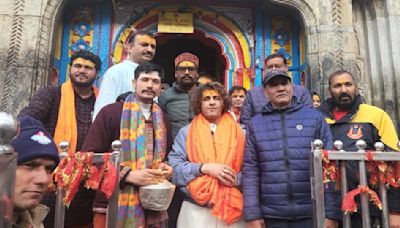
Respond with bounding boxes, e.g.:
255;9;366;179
176;66;197;73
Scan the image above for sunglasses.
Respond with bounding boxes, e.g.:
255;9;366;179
176;66;197;72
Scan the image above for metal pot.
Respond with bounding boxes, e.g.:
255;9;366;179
139;180;175;211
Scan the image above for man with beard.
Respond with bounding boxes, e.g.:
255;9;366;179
229;86;247;123
158;52;199;139
19;49;101;227
93;30;156;120
158;52;199;228
82;62;173;228
240;53;311;126
321;70;400;228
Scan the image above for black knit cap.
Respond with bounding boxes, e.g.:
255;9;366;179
11;116;59;164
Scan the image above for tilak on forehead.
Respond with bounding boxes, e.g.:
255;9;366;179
73;58;95;68
177;61;196;67
135;35;156;45
202;89;220;98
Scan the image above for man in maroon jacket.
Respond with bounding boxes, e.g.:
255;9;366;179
82;62;173;228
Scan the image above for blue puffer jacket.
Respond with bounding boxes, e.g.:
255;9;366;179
242;97;333;221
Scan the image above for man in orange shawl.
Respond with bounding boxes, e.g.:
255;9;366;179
168;82;246;228
19;50;101;228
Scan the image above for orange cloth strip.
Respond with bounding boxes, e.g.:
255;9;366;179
186;113;245;225
54;80;98;153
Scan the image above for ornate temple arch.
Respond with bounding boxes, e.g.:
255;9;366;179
112;5;253;89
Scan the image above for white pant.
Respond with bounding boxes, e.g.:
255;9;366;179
177;201;246;228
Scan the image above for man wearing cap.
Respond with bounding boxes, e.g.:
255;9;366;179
19;50;101;228
158;52;199;140
242;70;332;227
240;53;312;126
11;116;59;228
93;30;156;120
158;52;199;228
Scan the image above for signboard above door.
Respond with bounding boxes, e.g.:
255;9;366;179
158;12;194;33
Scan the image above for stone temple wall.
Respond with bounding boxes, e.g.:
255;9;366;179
0;0;399;130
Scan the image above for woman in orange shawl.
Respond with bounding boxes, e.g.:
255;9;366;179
167;82;246;228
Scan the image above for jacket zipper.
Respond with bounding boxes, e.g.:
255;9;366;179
280;112;295;219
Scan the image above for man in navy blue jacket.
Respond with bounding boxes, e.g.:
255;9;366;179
242;70;333;228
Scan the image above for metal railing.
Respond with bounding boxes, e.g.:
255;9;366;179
311;139;400;228
0;112;18;228
54;140;121;228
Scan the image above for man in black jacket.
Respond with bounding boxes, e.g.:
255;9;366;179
322;70;400;228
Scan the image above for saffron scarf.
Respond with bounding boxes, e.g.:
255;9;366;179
186;113;245;225
117;94;167;228
54;80;98;153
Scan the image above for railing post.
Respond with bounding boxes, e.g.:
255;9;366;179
356;140;371;228
0;112;18;228
54;141;69;228
311;139;325;228
374;142;389;228
106;140;121;228
334;140;351;228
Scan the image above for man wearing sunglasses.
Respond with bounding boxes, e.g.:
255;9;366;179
158;52;199;228
158;52;199;140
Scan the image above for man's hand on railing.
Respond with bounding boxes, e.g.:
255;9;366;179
390;213;400;228
325;218;338;228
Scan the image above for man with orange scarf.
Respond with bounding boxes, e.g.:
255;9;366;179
19;50;101;228
168;82;246;228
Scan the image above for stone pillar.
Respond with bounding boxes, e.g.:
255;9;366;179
307;0;358;100
353;0;400;130
0;0;54;115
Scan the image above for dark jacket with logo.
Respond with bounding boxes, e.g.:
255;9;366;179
242;96;333;221
320;95;400;220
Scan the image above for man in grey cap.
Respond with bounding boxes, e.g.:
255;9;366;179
242;70;332;228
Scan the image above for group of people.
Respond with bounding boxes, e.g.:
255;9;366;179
8;29;400;228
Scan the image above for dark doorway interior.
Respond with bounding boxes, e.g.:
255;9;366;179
153;33;226;86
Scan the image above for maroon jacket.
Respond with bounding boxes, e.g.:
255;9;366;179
82;100;171;209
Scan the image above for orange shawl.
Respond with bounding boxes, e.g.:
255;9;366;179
186;113;245;225
54;80;98;153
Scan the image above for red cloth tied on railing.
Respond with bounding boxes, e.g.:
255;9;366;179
322;149;340;190
341;185;382;214
99;153;117;199
367;161;399;188
51;151;117;207
365;151;374;161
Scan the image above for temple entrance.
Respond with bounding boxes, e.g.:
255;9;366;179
153;33;227;86
52;2;308;91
